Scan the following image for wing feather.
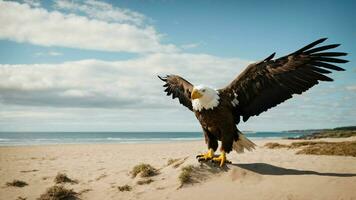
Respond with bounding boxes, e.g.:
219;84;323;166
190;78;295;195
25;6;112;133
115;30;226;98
219;38;348;122
158;75;194;111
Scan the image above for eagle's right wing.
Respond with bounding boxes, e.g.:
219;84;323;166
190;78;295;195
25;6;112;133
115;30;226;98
158;75;194;111
219;38;348;123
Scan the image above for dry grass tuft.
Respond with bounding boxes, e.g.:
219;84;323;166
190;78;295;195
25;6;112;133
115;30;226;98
130;163;157;178
6;180;28;187
118;184;132;192
137;178;154;185
37;185;78;200
265;141;356;157
264;142;289;149
296;141;356;157
178;165;195;185
289;141;328;148
54;173;78;184
167;158;180;166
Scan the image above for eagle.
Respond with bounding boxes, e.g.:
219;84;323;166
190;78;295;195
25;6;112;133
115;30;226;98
158;38;348;166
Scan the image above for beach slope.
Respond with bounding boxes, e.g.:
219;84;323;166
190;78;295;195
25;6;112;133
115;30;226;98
1;138;356;200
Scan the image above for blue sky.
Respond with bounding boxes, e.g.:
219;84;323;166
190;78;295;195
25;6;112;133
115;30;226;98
0;0;355;132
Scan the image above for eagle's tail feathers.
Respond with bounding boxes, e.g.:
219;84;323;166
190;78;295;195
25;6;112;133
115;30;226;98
233;133;256;153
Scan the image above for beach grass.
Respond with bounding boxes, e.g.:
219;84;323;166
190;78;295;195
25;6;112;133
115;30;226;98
264;142;289;149
296;141;356;156
38;185;78;200
131;163;157;178
178;165;195;185
265;141;356;157
167;158;180;166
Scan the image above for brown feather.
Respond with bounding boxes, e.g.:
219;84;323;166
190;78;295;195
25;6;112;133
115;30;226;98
158;75;194;111
218;38;347;122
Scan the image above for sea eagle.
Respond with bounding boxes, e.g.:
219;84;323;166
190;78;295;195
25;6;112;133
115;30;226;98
158;38;348;166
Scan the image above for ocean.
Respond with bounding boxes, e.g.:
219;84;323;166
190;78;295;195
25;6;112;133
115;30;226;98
0;131;307;146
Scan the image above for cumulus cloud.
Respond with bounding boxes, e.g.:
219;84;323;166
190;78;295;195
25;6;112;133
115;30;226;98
0;54;354;131
0;1;177;53
0;54;249;108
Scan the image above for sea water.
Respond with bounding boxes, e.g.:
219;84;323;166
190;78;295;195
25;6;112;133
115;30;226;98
0;131;307;146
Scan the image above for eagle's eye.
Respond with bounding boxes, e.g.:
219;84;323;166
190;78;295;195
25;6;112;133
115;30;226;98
201;89;206;92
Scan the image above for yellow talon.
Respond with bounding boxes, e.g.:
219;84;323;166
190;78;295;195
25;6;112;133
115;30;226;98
212;151;229;167
196;148;214;161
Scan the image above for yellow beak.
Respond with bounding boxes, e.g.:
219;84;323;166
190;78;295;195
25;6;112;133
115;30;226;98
191;89;203;100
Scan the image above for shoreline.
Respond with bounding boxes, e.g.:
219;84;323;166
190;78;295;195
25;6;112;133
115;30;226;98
0;136;306;147
0;131;310;147
1;135;354;147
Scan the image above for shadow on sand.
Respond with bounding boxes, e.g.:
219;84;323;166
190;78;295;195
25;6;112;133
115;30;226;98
232;163;356;177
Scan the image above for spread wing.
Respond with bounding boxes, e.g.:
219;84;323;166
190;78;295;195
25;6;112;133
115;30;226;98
158;75;194;111
219;38;348;123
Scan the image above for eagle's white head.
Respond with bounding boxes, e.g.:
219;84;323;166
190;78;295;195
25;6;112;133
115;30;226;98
191;85;220;111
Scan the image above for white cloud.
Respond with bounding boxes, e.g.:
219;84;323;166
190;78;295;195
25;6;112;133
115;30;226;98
0;54;249;108
54;0;146;25
0;52;244;130
1;0;353;131
0;1;177;53
0;54;354;131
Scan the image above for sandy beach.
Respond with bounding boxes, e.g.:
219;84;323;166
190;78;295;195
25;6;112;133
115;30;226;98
1;137;356;200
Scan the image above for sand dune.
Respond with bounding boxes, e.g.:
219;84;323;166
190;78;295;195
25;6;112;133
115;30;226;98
1;138;356;200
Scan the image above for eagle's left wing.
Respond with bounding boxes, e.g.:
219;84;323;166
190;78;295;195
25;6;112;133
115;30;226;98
218;38;348;123
158;75;194;111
